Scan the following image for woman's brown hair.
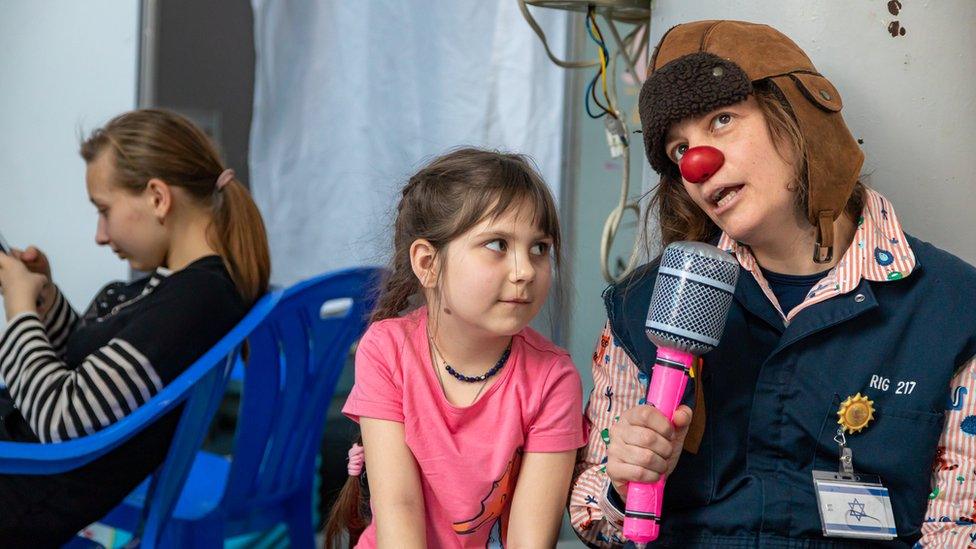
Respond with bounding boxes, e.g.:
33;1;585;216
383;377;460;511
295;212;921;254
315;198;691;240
647;82;865;249
79;109;270;305
324;147;562;547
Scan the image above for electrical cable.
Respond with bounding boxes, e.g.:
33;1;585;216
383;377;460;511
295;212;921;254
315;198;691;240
605;14;641;85
519;1;651;282
599;116;643;283
585;8;615;118
517;0;599;69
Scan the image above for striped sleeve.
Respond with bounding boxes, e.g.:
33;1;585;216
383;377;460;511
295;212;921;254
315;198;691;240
919;356;976;548
0;312;163;443
40;286;81;357
569;321;645;547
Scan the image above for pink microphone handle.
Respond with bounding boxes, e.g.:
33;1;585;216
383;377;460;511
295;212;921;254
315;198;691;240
622;347;695;543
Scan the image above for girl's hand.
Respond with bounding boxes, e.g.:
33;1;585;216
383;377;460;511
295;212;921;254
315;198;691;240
0;253;49;319
14;246;53;280
10;246;55;316
605;404;693;502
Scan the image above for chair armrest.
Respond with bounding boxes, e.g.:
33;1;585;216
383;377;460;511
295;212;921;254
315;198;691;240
0;290;281;474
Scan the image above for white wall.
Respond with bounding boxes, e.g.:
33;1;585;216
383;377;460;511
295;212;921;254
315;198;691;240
649;1;976;265
0;1;139;314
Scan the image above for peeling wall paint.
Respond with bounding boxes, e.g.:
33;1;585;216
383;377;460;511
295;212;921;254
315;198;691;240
887;1;907;37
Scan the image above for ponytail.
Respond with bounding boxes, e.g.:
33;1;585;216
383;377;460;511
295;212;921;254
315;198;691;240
211;178;271;305
325;438;371;548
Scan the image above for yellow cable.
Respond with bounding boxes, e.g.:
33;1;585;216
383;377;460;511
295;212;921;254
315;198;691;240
589;11;614;116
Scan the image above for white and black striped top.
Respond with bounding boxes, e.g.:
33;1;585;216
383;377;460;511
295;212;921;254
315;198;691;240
0;255;245;443
2;277;160;442
0;255;247;542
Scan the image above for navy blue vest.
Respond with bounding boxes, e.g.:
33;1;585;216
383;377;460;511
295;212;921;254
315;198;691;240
604;235;976;547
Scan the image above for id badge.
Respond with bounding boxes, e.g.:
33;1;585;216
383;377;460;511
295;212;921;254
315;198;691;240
812;470;896;540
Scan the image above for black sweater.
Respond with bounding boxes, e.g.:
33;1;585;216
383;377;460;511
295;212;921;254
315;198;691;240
0;255;246;546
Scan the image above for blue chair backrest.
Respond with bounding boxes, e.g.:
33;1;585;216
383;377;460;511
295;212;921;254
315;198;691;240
221;267;382;516
0;289;283;549
137;289;283;547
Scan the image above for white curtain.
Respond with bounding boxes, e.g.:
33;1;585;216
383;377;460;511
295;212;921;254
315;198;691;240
249;0;570;285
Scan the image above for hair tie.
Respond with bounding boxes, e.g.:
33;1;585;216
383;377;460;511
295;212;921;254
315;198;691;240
216;168;235;191
347;443;365;476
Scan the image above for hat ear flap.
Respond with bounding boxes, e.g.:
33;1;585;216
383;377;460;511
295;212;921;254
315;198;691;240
768;74;864;258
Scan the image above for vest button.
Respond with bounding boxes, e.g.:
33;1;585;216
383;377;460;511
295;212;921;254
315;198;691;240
854;293;866;303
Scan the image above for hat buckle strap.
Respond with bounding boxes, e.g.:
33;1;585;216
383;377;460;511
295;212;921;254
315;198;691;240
814;209;834;264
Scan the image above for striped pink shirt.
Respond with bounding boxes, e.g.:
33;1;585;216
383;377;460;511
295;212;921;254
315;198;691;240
569;188;976;547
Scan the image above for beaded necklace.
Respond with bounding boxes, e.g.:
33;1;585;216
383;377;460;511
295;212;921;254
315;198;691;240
428;334;512;405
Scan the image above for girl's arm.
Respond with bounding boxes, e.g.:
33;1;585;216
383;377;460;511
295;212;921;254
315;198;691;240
0;266;241;442
1;247;80;358
38;285;81;357
361;417;426;549
506;449;577;548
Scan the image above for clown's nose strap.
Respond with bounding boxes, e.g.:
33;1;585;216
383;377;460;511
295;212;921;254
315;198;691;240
679;146;725;184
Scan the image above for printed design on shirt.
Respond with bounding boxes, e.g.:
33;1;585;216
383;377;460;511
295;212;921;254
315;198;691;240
578;506;597;531
934;447;959;473
452;449;522;542
950;386;969;411
597;532;624;545
874;248;894;266
599;428;611;473
593;334;610;365
961;416;976;437
638;372;649;406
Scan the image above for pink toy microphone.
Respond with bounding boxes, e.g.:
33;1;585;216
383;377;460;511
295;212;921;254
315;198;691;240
623;241;739;544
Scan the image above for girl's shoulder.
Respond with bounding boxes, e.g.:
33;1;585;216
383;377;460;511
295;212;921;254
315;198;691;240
360;307;426;350
514;326;575;374
152;256;246;315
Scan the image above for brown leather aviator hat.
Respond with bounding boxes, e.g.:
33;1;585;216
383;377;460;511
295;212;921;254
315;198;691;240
639;20;864;263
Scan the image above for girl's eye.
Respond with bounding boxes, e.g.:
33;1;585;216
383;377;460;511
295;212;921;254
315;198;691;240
711;113;733;130
530;242;550;256
672;143;689;163
485;239;506;252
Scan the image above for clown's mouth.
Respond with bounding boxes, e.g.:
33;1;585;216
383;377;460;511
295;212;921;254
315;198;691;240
711;184;744;208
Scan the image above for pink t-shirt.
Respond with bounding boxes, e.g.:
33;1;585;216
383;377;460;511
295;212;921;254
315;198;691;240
342;307;585;548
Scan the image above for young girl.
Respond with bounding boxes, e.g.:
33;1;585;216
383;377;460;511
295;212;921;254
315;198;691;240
0;109;270;544
570;20;976;547
330;148;585;548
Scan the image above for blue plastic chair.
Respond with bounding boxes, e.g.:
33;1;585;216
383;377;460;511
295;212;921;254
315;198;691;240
104;267;382;548
0;289;283;548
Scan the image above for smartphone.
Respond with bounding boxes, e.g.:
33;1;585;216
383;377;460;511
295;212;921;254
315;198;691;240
0;231;10;255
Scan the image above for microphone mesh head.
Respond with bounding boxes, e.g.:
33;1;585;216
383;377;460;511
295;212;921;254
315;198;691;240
645;241;740;355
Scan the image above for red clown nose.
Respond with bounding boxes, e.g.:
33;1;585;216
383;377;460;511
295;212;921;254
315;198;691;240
679;146;725;184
